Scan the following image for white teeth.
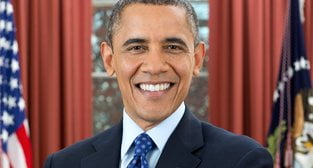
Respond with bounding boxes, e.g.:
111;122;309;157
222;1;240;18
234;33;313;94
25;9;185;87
139;83;171;92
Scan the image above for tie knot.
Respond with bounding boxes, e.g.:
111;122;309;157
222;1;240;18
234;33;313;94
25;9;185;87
133;133;155;156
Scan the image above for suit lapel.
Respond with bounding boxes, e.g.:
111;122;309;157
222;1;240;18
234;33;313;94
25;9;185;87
156;108;203;168
81;121;122;168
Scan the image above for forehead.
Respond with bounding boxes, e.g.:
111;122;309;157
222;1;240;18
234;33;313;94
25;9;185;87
121;3;186;17
120;4;188;27
113;4;193;43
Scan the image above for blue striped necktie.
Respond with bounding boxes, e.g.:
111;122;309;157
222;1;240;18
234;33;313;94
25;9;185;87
127;133;155;168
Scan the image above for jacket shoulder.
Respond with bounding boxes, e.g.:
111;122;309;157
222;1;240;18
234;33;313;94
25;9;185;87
44;124;121;168
201;122;262;149
198;122;273;167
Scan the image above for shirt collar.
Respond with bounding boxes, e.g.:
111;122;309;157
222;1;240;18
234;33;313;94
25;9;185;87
120;102;185;158
120;111;143;159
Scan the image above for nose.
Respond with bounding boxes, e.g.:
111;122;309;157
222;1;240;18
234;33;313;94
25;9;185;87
141;49;169;75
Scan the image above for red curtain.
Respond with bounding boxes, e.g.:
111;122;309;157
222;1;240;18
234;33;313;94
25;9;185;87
305;0;313;80
209;0;313;145
12;1;93;168
209;0;287;145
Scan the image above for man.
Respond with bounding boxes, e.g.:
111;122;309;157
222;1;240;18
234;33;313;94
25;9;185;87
44;0;273;167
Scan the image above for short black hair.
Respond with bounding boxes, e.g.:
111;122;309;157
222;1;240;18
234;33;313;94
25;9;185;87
105;0;200;47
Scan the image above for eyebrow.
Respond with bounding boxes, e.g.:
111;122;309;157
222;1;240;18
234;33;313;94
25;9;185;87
162;37;188;48
122;38;147;47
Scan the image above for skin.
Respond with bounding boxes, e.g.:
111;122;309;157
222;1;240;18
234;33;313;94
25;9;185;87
101;4;206;131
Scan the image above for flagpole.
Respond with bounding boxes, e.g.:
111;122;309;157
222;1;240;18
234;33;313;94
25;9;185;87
275;0;292;167
284;0;293;166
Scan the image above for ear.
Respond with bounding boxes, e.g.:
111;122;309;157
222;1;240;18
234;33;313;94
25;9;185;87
100;42;115;76
193;42;206;76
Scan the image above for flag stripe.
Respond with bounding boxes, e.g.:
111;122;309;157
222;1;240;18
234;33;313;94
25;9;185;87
16;124;32;168
1;152;11;168
23;120;30;136
8;133;27;168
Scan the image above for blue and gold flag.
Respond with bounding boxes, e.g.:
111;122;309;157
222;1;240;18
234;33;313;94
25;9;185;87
267;0;313;167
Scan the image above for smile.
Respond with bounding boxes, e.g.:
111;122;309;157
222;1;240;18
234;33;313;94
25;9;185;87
137;83;173;92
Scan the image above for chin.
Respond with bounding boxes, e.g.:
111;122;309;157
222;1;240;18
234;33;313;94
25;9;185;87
139;110;170;123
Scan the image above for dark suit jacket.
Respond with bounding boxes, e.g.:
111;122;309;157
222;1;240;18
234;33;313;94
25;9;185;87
44;108;273;168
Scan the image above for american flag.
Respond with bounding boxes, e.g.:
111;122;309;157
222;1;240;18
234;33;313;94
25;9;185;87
0;0;32;167
267;0;313;167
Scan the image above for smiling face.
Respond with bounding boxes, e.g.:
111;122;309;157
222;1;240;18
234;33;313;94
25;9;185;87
101;4;205;130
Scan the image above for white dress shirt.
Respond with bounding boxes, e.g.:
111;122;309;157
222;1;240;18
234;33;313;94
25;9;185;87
120;102;185;168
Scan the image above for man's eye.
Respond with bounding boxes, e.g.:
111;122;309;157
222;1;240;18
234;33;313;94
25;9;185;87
167;45;179;50
128;46;145;51
164;45;184;53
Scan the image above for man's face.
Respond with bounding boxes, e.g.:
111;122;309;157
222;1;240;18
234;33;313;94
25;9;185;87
101;4;205;130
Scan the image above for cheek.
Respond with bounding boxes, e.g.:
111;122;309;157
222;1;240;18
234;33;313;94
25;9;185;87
114;58;142;91
169;57;194;77
169;58;194;94
115;57;140;76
